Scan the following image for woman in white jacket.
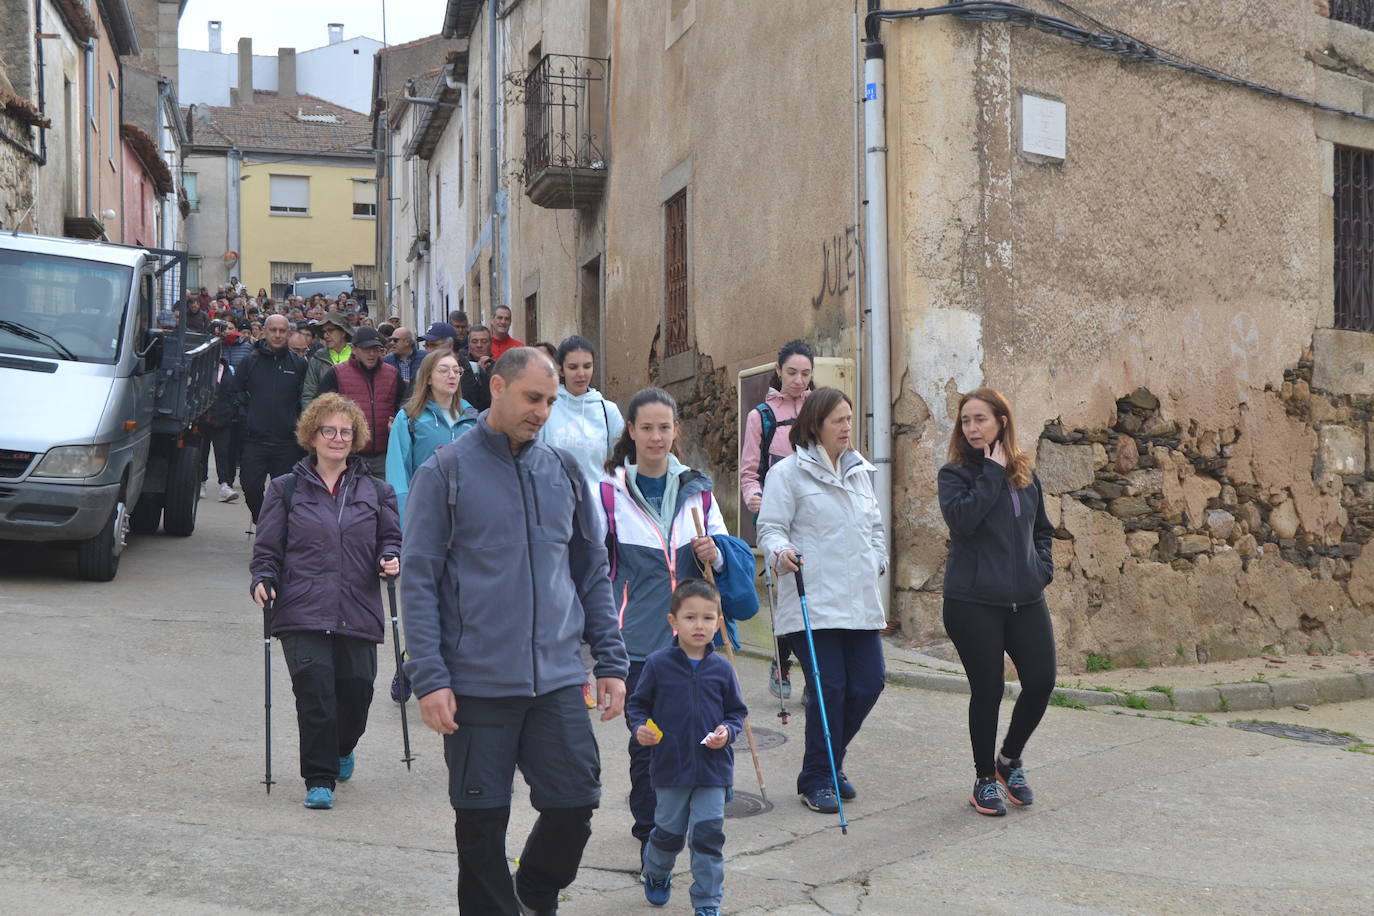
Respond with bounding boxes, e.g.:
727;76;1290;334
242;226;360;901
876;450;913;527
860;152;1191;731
538;335;626;483
758;387;887;815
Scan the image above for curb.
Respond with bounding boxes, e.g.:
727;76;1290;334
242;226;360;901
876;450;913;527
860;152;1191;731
736;644;1374;714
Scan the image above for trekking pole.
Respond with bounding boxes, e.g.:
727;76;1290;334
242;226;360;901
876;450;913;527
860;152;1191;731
691;509;766;802
794;558;848;834
261;585;276;795
382;555;415;771
761;561;790;725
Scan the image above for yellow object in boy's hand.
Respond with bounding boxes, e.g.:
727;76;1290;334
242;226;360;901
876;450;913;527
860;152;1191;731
636;719;663;746
646;719;663;740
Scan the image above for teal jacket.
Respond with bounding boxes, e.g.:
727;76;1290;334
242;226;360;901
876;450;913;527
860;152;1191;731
385;399;477;525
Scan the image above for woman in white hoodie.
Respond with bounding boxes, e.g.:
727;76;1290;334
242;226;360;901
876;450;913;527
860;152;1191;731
758;387;887;816
539;335;626;483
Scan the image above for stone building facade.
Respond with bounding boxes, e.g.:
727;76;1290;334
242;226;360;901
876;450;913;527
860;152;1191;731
430;1;1374;669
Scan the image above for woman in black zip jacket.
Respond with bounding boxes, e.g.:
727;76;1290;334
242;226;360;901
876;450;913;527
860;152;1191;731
937;387;1056;818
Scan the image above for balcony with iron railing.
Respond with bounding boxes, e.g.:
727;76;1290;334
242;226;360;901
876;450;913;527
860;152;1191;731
1330;0;1374;32
523;54;609;209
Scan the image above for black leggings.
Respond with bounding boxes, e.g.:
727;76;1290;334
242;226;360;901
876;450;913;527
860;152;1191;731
943;596;1056;779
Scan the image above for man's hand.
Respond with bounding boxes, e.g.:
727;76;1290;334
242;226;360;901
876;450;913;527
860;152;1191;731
704;724;729;750
596;677;626;722
746;492;763;514
252;581;275;608
419;687;459;735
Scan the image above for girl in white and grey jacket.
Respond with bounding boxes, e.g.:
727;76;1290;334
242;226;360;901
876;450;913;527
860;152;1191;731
757;387;887;815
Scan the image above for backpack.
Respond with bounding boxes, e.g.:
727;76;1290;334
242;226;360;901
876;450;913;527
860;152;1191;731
599;476;712;582
435;441;588;553
754;402;796;486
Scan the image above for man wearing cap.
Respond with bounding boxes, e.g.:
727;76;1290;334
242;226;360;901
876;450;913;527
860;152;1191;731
316;327;404;477
301;311;353;410
420;321;458;355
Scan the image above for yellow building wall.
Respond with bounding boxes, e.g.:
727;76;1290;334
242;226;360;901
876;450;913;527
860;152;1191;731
237;160;375;296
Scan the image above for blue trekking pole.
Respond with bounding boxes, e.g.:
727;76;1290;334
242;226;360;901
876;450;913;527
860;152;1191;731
793;556;848;834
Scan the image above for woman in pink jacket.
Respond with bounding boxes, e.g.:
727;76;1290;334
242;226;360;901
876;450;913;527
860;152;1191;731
740;339;814;698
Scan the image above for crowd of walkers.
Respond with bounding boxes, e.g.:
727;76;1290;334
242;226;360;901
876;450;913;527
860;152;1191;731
232;319;1058;915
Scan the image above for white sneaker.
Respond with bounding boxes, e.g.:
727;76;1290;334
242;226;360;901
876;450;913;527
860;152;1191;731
219;483;239;503
199;483;206;499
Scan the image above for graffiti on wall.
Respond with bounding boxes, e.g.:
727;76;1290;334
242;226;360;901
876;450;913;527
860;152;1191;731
811;225;858;310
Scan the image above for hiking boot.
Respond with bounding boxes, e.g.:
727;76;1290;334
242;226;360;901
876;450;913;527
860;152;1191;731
390;669;412;704
836;772;856;800
969;777;1005;816
304;786;334;809
642;872;671;906
219;483;239;503
513;876;558;916
800;786;839;814
996;758;1033;806
694;908;721;916
769;661;792;699
337;753;355;782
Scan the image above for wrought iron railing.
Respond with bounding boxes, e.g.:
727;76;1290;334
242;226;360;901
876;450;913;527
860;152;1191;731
1331;0;1374;32
1334;145;1374;332
523;54;609;177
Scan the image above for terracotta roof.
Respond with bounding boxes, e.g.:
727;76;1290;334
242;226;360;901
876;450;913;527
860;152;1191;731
189;91;371;156
377;34;450;55
121;123;173;195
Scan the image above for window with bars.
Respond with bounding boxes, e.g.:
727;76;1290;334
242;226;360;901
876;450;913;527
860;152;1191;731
1335;145;1374;332
663;190;688;357
352;265;378;301
1330;1;1374;32
270;261;312;300
525;291;539;343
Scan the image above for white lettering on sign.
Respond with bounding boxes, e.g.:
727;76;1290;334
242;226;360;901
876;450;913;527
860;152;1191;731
1021;93;1066;160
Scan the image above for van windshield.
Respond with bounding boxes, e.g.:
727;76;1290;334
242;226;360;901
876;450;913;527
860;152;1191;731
0;250;133;364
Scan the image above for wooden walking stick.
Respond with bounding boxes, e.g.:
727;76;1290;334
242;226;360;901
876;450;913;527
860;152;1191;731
692;507;767;801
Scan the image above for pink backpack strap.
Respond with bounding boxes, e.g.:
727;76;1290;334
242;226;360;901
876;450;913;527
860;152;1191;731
702;489;712;523
600;481;617;580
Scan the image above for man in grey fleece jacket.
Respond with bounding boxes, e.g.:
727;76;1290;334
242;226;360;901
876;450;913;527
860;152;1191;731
400;347;628;916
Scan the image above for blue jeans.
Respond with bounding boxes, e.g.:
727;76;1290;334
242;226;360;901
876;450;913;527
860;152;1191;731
643;786;728;909
786;628;885;794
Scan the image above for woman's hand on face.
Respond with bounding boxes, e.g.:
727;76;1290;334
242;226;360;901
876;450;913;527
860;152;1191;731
379;556;400;577
777;549;802;574
985;440;1008;467
746;492;763;514
692;535;717;567
252;581;275;608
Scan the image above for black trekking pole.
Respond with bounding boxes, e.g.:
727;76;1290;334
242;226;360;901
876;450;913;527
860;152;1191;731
382;555;415;770
794;557;848;834
261;583;276;794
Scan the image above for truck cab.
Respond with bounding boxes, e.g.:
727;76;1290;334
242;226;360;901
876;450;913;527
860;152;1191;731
0;233;217;580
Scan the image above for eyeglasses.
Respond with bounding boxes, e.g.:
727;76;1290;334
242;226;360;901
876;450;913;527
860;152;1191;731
318;426;355;441
433;366;461;376
290;347;310;357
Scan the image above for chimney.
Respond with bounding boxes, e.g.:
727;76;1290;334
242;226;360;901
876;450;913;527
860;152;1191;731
208;21;222;53
237;37;253;106
328;23;344;45
278;48;297;98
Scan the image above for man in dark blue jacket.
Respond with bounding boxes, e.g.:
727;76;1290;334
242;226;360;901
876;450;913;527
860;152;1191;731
230;314;306;524
401;347;628;916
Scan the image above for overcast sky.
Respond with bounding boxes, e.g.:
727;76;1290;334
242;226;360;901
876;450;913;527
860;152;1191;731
178;0;450;53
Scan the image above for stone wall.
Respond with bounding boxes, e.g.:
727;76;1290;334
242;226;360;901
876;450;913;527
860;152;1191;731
0;110;38;230
902;348;1374;670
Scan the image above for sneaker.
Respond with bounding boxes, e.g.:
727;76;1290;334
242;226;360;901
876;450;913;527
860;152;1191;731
642;872;671;906
769;661;792;699
199;483;206;499
582;682;597;709
219;483;239;503
337;753;355;782
304;786;334;809
800;786;840;814
513;877;557;916
996;758;1033;806
391;668;412;704
695;908;721;916
836;771;856;800
969;777;1006;817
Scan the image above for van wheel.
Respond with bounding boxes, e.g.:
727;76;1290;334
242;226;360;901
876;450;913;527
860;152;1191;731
77;501;128;582
129;491;164;535
162;441;202;537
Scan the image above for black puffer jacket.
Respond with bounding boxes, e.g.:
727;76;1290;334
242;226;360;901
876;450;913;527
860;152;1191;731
230;339;307;443
937;444;1054;607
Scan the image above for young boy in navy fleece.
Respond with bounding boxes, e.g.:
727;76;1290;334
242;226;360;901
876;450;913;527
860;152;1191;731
627;579;748;916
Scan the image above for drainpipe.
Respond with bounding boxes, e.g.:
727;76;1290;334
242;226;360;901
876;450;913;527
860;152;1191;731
84;39;95;225
863;35;893;611
227;148;242;279
487;2;501;315
34;0;48;167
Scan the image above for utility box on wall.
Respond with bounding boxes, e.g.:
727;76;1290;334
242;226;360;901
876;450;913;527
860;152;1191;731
736;356;856;547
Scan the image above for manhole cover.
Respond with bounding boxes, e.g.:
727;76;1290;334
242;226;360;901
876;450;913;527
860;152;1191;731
1229;721;1358;746
734;726;787;751
724;791;773;818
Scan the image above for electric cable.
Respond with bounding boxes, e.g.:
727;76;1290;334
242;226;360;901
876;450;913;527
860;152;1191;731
866;1;1374;125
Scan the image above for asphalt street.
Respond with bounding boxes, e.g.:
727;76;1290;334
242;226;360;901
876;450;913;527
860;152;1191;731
2;493;1373;915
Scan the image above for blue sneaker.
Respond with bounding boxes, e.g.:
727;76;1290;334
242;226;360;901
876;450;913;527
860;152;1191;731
996;758;1033;806
642;872;671;906
800;786;839;814
338;753;355;782
836;772;856;800
694;908;721;916
304;786;334;809
969;777;1005;817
